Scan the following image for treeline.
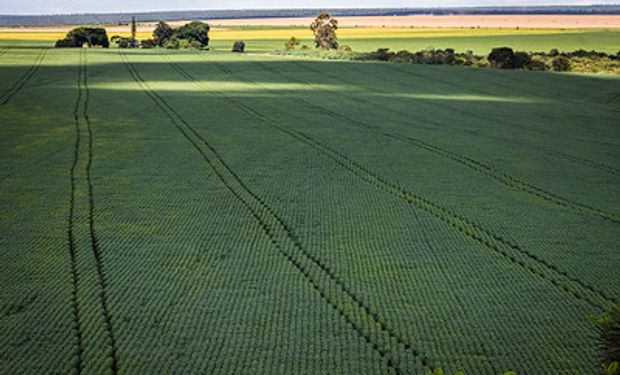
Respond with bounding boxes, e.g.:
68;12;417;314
2;5;620;27
55;21;211;49
278;46;620;74
365;47;620;73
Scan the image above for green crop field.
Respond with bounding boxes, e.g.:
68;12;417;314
1;44;619;375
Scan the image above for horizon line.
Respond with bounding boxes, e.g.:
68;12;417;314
2;4;619;17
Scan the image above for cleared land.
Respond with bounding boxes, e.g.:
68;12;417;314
1;27;619;54
208;14;620;28
0;44;619;374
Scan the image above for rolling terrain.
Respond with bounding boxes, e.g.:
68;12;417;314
0;45;619;374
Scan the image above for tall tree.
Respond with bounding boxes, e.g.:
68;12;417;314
310;13;338;49
131;16;137;46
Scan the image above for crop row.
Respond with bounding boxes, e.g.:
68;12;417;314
148;56;609;371
200;57;615;309
120;50;439;374
66;49;118;375
202;57;615;308
254;59;619;224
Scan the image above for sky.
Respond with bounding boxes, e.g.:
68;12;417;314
0;0;617;15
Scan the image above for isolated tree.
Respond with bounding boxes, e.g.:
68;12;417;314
310;13;338;49
153;21;174;46
176;21;210;47
130;16;137;47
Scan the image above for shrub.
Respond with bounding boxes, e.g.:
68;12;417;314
488;47;517;69
527;58;547;71
232;41;246;53
284;37;300;50
513;52;532;69
163;37;180;49
591;305;620;371
549;48;560;57
552;56;571;72
375;48;393;61
140;39;156;49
112;36;137;48
339;45;352;52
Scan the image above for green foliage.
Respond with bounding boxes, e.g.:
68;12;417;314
140;39;156;49
488;47;519;69
1;45;619;374
152;20;209;49
111;35;137;49
552;56;571;72
153;20;174;46
604;362;619;375
232;40;246;53
163;37;180;49
55;27;109;48
284;36;300;50
176;21;210;47
310;13;339;49
592;305;620;370
287;44;616;74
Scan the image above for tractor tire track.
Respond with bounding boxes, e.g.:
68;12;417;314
82;50;119;375
69;49;118;374
0;48;48;107
122;51;431;374
67;48;85;375
253;59;620;224
207;59;615;310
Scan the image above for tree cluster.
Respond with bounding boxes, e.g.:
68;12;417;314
145;21;210;49
55;27;109;48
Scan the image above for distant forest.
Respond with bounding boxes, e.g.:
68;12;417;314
1;6;620;27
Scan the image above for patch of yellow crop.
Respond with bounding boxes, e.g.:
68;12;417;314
0;32;66;40
0;27;588;43
210;27;577;41
0;31;151;41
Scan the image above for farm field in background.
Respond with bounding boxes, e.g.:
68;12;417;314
1;27;620;53
0;44;619;374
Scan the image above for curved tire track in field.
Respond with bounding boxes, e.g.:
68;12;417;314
82;51;119;375
208;59;615;310
121;51;430;374
68;50;119;375
0;48;48;107
67;48;85;375
255;59;620;225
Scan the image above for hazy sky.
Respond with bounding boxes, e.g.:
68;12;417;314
0;1;617;15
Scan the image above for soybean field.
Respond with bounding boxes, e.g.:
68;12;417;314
1;46;619;374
